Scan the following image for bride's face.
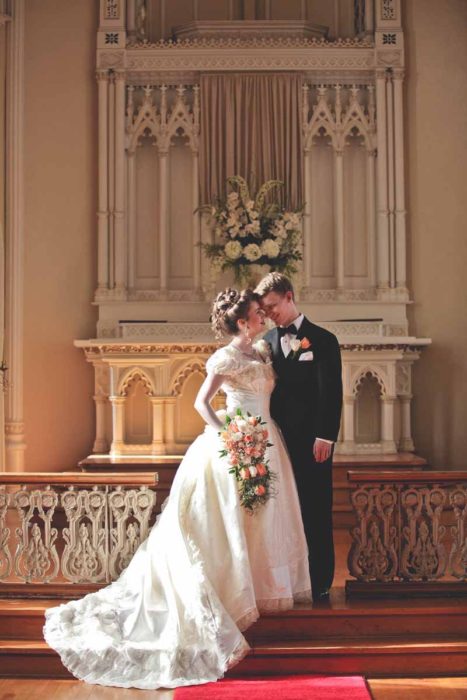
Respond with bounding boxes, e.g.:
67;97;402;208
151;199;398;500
239;301;266;338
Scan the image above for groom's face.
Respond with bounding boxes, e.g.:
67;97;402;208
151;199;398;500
260;291;295;327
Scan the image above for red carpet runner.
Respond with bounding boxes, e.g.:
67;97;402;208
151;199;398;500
175;675;371;699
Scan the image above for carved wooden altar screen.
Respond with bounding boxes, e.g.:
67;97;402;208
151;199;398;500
80;0;430;459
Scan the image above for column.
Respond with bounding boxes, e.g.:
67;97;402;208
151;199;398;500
93;396;109;453
381;397;397;453
110;396;126;455
192;149;201;295
334;147;345;292
5;0;26;470
342;395;356;453
393;68;407;292
164;397;176;453
366;148;377;288
302;146;313;291
108;73;115;289
386;73;395;288
150;397;165;455
127;0;136;40
127;151;136;291
114;70;126;295
364;0;374;35
96;70;109;294
375;68;390;290
400;397;414;452
158;148;169;296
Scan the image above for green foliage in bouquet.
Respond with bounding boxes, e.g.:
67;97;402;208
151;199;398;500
198;176;303;284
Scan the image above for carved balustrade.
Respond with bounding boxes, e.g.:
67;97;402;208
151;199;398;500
347;471;467;596
0;472;157;597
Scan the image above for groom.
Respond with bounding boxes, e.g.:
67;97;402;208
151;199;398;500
256;272;343;600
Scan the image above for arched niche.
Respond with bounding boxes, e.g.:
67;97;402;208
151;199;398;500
123;374;153;445
355;371;383;444
175;370;206;444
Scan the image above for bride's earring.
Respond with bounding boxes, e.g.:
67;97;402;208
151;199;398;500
244;325;252;345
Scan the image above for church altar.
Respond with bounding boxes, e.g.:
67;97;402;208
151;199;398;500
76;0;431;462
76;321;429;458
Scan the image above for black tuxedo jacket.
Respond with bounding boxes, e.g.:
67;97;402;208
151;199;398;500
265;317;343;447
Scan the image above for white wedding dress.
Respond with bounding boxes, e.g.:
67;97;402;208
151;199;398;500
43;343;311;689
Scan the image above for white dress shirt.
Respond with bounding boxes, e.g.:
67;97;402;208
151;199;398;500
279;314;333;446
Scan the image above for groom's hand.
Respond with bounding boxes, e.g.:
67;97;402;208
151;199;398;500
313;438;333;463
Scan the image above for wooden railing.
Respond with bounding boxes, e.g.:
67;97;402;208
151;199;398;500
0;472;158;597
346;470;467;596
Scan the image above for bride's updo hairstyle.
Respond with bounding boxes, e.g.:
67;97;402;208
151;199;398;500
211;288;260;339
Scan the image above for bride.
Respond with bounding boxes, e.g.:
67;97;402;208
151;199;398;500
44;288;311;690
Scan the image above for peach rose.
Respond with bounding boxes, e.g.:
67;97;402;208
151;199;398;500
300;337;311;349
240;467;251;480
256;463;267;476
254;485;266;496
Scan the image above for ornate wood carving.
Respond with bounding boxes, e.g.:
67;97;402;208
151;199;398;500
13;488;60;583
348;485;398;581
449;486;467;580
108;486;156;578
0;489;12;580
61;487;107;583
348;473;467;588
0;476;157;587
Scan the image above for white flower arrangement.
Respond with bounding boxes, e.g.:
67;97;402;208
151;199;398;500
198;176;303;283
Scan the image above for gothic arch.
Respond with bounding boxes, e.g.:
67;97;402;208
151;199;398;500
170;361;206;397
118;367;155;397
353;367;387;399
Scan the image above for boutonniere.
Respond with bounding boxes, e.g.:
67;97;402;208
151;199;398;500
288;337;313;361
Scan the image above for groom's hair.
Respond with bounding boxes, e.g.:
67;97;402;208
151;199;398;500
255;272;295;300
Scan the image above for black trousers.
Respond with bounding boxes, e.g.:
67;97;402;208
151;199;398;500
285;436;335;596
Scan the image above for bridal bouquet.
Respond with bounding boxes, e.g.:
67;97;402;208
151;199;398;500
199;175;302;284
219;409;274;511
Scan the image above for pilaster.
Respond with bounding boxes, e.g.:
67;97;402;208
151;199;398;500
5;0;25;470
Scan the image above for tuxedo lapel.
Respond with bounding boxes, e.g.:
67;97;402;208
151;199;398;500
269;326;282;359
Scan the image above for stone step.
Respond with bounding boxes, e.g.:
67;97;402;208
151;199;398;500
2;597;466;643
230;638;467;678
2;637;466;679
245;601;467;642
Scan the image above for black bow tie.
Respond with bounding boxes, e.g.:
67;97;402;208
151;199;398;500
278;323;298;337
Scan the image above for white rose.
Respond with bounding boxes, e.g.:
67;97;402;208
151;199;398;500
243;243;262;262
225;240;242;260
261;239;280;259
290;339;301;352
249;466;258;478
232;432;243;442
236;418;248;431
249;220;261;234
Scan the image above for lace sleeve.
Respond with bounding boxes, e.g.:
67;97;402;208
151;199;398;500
205;347;243;377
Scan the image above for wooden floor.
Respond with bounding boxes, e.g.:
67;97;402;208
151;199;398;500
1;677;467;699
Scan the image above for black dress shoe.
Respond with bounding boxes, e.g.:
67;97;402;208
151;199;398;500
313;589;330;600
